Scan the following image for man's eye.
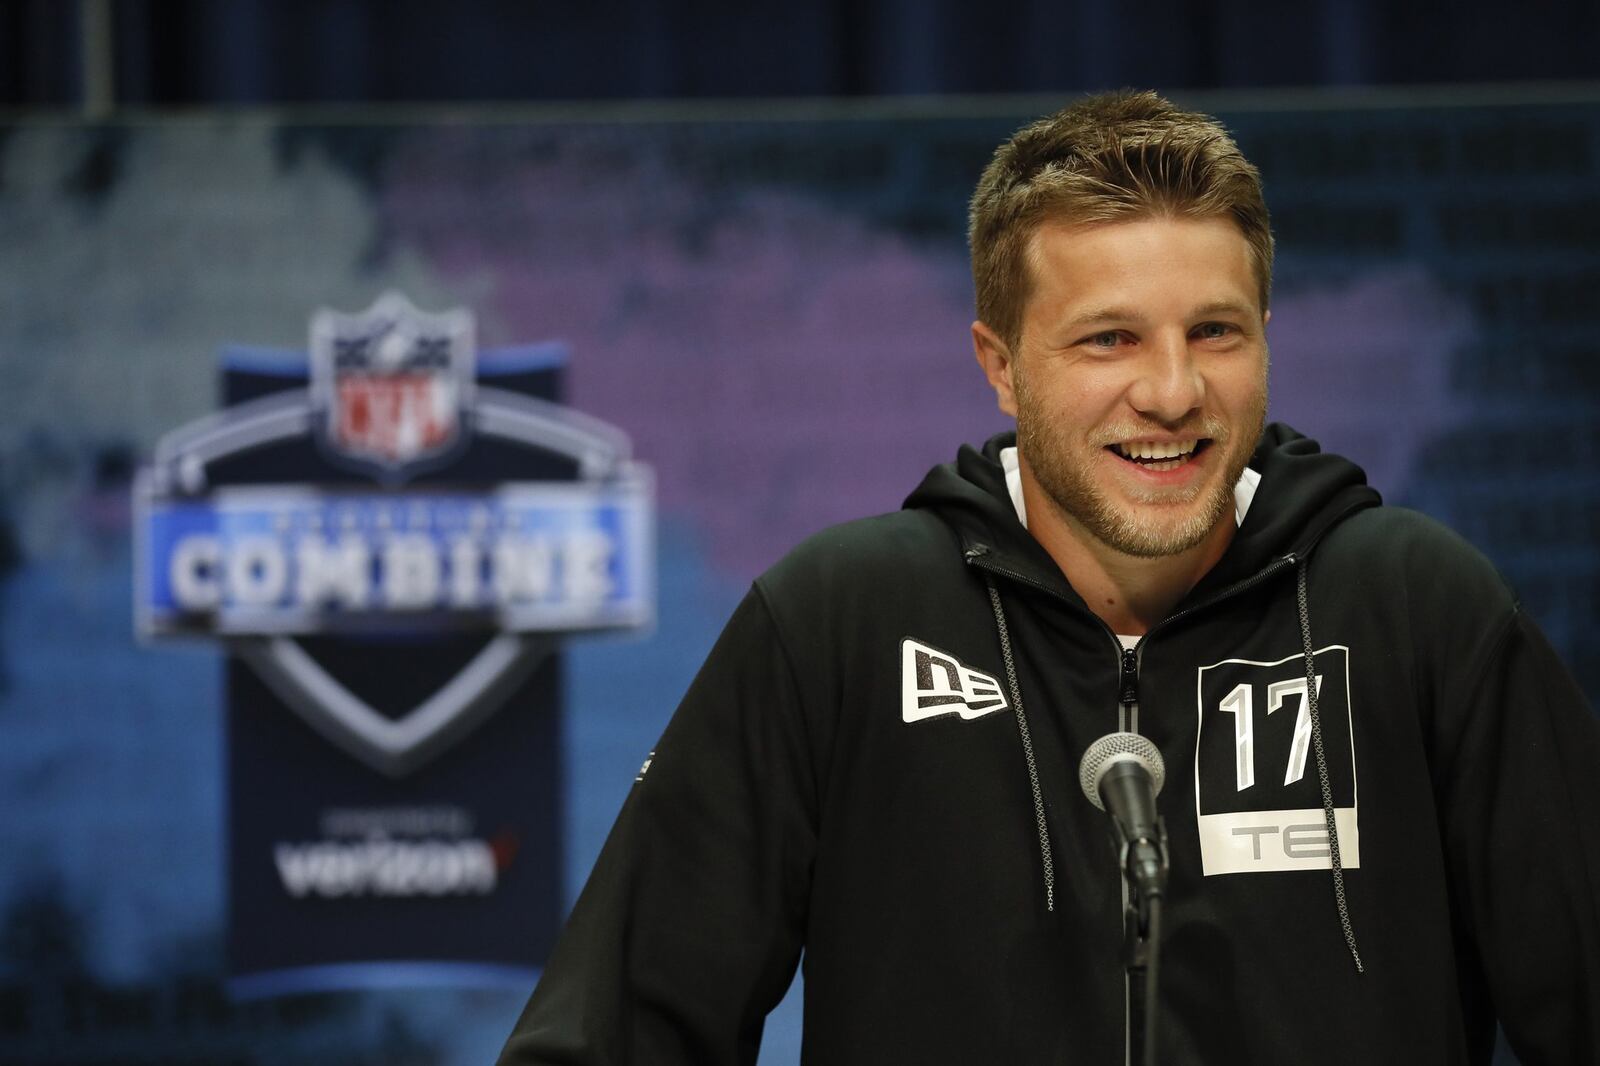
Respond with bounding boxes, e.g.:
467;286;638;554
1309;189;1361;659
1087;331;1121;348
1194;322;1234;340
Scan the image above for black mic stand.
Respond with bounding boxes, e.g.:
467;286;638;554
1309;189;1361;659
1118;819;1169;1066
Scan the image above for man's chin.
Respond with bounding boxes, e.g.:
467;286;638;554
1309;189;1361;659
1090;492;1235;559
1096;521;1218;559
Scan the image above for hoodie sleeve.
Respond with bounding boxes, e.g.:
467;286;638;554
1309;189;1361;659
1430;605;1600;1064
497;586;817;1066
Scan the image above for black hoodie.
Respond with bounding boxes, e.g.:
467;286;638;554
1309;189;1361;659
499;426;1600;1065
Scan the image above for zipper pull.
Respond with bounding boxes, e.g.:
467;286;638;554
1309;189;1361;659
1119;646;1139;708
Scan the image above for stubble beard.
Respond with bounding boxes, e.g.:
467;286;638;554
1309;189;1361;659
1014;375;1266;560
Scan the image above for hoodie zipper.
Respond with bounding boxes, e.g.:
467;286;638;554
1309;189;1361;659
1117;645;1140;731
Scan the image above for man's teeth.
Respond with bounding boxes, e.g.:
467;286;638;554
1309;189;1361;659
1115;440;1198;460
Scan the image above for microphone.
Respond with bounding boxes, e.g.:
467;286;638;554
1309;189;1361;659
1078;732;1167;898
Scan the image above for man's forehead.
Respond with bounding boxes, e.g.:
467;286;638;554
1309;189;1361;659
1020;213;1262;314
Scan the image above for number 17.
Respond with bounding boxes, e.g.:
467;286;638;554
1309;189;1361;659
1216;676;1323;792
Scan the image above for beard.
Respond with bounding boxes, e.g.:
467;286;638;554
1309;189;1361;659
1014;373;1266;560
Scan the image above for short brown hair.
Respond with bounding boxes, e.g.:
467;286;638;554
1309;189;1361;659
968;90;1273;350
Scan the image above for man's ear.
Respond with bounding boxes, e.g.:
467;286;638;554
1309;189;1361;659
972;321;1018;418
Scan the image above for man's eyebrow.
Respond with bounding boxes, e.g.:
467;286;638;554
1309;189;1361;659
1190;300;1256;319
1060;300;1256;329
1063;306;1141;329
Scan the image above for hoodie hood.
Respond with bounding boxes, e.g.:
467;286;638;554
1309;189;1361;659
903;422;1382;597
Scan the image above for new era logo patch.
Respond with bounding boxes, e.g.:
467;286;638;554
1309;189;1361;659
901;639;1009;723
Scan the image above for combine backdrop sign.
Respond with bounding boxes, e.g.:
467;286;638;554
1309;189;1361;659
135;293;654;994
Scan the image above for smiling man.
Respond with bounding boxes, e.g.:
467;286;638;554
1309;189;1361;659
500;91;1600;1065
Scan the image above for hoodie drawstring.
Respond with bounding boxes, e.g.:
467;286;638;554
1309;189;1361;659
985;576;1056;913
1297;556;1365;974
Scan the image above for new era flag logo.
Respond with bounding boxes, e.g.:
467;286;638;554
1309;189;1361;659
901;639;1009;723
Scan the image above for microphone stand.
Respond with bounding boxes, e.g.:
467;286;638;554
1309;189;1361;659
1119;819;1169;1066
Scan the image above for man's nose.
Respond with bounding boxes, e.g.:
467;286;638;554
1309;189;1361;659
1127;332;1203;424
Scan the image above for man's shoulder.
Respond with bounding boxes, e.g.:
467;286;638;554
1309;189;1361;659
1329;504;1490;559
758;508;962;597
1322;504;1517;611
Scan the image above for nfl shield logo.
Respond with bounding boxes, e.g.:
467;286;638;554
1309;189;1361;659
311;292;474;479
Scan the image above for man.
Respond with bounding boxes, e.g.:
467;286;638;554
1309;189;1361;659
500;91;1600;1064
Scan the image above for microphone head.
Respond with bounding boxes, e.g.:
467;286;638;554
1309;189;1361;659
1078;731;1166;810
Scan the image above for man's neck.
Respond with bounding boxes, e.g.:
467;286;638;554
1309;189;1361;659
1019;478;1236;637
